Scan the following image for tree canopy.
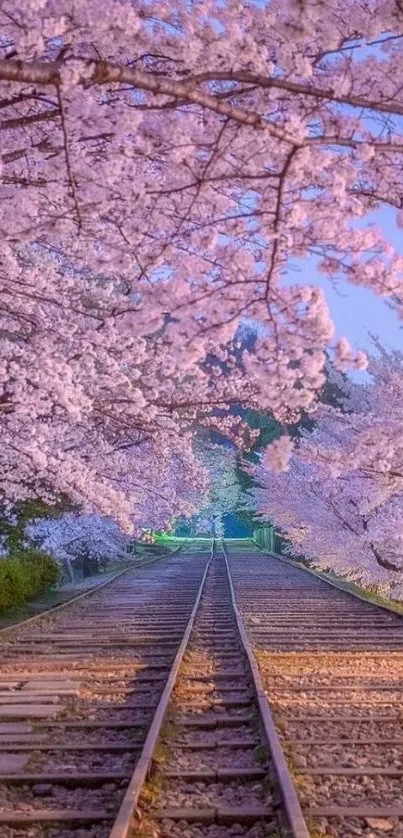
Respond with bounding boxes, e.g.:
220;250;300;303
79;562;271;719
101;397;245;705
2;1;403;542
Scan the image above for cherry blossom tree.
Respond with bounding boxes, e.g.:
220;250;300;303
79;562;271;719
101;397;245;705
173;441;242;535
3;1;403;524
0;245;241;528
251;350;403;595
26;512;131;582
193;442;242;535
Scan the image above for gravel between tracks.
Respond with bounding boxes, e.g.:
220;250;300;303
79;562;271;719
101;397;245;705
313;816;403;838
0;827;111;838
139;549;283;838
155;780;273;810
141;820;279;838
0;782;125;812
170;746;259;770
176;726;258;746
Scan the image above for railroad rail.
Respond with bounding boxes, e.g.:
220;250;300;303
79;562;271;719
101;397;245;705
0;540;210;837
3;535;401;838
0;540;185;636
227;539;403;838
112;540;309;838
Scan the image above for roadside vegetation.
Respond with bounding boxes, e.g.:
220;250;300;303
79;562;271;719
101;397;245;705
0;549;58;613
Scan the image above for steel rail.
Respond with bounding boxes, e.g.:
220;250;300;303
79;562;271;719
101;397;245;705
253;538;403;619
222;539;311;838
111;539;311;838
0;539;211;833
108;539;215;838
228;538;403;832
0;542;185;637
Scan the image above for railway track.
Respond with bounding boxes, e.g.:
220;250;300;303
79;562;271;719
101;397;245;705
0;540;210;838
120;541;308;838
226;539;403;838
4;535;401;838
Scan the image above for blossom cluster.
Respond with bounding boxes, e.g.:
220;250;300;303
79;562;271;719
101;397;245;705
2;2;403;527
251;350;403;595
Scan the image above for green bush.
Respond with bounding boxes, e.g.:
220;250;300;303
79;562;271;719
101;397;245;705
0;550;59;612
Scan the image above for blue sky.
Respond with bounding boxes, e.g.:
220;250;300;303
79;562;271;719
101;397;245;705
275;33;403;354
289;262;403;353
286;205;403;354
313;277;403;352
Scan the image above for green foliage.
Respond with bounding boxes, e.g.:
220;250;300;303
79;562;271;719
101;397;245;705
0;496;75;553
236;359;348;532
0;550;59;613
242;408;282;460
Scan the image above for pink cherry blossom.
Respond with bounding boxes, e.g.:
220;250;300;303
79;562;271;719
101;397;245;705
251;350;403;595
263;436;294;473
1;2;403;527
